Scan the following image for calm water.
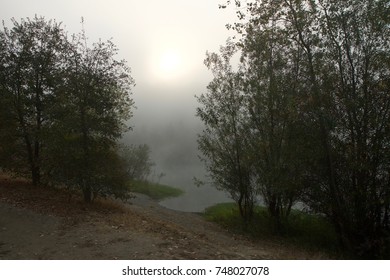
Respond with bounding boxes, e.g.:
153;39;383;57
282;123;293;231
124;121;233;213
154;164;233;213
159;183;232;213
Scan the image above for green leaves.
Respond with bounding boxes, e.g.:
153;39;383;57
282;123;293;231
197;46;255;223
0;17;135;202
47;25;135;202
203;0;390;255
0;16;69;184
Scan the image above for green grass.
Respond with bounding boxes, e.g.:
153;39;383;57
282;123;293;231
203;202;340;256
284;209;339;251
130;180;184;201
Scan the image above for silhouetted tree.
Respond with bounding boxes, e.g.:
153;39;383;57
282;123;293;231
47;26;135;202
197;43;255;224
220;0;390;257
0;16;69;185
239;6;305;230
1;17;135;202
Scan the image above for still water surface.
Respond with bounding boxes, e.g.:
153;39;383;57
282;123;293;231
159;183;232;213
154;165;233;213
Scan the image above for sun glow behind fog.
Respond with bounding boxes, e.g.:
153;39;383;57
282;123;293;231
149;47;187;83
160;50;180;73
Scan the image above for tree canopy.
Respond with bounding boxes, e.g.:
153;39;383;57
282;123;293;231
0;16;135;202
198;0;390;257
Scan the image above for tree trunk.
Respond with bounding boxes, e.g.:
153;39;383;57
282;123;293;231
82;184;92;203
22;126;40;186
31;165;40;186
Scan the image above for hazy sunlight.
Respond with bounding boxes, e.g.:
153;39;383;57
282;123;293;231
152;49;183;82
159;50;180;74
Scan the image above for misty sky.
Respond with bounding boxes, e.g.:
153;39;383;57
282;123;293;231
1;0;239;211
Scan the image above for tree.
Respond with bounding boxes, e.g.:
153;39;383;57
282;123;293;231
121;144;155;181
238;2;306;229
304;0;390;257
0;16;69;185
47;27;135;202
1;17;135;203
197;43;255;223
222;0;390;257
198;2;306;229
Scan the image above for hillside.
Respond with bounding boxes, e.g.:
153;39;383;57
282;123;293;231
0;174;327;259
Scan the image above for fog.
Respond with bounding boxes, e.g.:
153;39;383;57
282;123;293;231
1;0;238;212
123;121;233;212
122;82;233;212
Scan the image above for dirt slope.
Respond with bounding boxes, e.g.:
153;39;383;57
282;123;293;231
0;174;325;259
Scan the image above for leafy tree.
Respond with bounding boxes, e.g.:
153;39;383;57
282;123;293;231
306;0;390;257
0;16;69;185
47;27;135;202
1;17;135;203
197;43;255;223
239;3;306;229
221;0;390;257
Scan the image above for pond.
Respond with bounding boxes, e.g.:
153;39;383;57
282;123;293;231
154;165;233;213
159;182;233;213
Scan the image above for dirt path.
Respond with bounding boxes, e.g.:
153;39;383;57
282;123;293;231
0;175;324;259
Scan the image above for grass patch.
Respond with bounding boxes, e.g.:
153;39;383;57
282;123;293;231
284;209;339;251
204;202;340;256
130;180;184;201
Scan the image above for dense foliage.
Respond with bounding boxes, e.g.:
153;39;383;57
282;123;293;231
197;0;390;258
0;16;135;202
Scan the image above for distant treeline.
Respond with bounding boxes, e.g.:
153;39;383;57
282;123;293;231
197;0;390;258
0;17;154;202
